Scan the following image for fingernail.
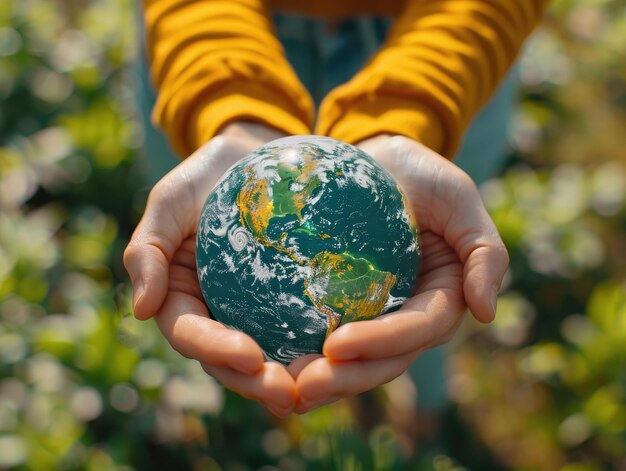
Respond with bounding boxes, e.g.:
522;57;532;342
294;403;308;415
328;350;358;361
490;285;499;317
132;282;144;312
295;396;316;414
233;364;261;375
268;404;292;418
297;396;316;411
232;359;264;375
299;395;339;412
294;403;310;415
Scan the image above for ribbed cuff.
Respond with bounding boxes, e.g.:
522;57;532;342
316;94;453;157
155;80;313;157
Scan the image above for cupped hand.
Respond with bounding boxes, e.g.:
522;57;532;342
123;123;297;416
290;135;509;413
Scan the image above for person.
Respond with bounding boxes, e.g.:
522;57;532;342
125;0;548;417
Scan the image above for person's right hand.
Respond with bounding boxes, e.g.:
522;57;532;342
288;135;509;413
123;122;297;417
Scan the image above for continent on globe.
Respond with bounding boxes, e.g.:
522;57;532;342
304;251;397;332
196;135;420;365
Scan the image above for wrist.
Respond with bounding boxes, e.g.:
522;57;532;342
354;133;394;149
218;121;287;148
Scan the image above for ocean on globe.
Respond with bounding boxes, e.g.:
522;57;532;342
196;135;420;365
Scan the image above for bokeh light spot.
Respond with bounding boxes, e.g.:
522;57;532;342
109;383;139;413
0;435;27;468
70;387;103;422
261;429;290;457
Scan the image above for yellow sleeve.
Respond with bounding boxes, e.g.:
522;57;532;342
315;0;549;158
143;0;314;157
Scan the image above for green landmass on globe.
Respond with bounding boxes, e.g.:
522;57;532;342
196;135;420;364
304;251;397;333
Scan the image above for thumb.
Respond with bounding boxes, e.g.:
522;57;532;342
462;241;509;323
445;187;509;323
124;183;188;320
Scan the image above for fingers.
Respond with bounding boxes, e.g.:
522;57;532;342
323;232;464;360
155;291;265;375
294;353;416;413
286;354;323;379
323;287;463;361
323;313;421;361
202;362;297;417
156;288;295;416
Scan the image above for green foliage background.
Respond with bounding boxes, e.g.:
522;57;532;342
0;0;625;470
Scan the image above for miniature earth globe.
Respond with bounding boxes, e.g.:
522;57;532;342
196;135;420;364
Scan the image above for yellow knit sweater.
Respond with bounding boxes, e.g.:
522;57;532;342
143;0;547;158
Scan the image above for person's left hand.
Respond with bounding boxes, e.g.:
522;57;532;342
124;122;298;417
288;134;509;413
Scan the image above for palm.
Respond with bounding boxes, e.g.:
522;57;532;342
168;236;203;301
404;231;464;338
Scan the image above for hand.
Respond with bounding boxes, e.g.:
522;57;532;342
289;135;509;413
124;122;297;416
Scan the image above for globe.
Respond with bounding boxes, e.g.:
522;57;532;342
196;135;420;364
